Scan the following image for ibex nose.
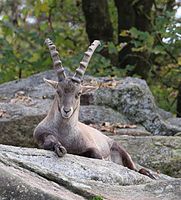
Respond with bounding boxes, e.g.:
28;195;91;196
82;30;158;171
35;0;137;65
63;107;71;114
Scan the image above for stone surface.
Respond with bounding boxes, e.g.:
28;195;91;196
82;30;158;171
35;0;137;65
0;144;180;200
0;71;147;147
166;117;181;128
0;161;85;200
1;70;180;138
175;132;181;136
111;135;181;178
90;77;181;135
0;102;130;147
158;108;173;120
0;70;181;179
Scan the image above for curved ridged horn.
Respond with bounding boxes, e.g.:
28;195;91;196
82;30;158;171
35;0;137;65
71;40;101;83
45;38;66;81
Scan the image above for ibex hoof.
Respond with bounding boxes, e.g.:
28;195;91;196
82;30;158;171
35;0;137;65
139;168;156;179
54;143;67;157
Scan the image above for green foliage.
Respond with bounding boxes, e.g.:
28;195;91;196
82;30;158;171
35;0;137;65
0;0;180;114
91;196;103;200
0;0;88;83
150;84;177;113
129;28;154;52
150;7;180;114
118;3;181;114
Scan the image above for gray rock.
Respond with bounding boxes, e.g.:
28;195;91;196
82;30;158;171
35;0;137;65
111;135;181;178
0;71;140;147
79;105;129;124
158;108;173;120
91;77;181;135
0;144;180;200
175;132;181;136
0;70;56;101
166;117;181;128
1;70;181;137
115;127;151;136
0;102;130;147
0;161;85;200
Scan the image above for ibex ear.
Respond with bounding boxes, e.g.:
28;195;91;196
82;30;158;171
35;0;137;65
81;86;98;94
43;78;58;89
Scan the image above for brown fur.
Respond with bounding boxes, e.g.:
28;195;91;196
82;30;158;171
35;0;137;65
33;77;155;179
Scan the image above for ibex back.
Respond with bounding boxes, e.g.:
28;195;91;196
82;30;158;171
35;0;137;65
33;39;155;179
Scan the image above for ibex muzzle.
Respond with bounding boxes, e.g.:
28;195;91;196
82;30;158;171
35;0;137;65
33;39;156;180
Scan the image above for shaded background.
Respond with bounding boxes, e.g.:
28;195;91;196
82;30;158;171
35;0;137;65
0;0;180;116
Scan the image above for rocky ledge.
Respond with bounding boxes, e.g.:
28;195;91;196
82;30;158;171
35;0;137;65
0;144;180;200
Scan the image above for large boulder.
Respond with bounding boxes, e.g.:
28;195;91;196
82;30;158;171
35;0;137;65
87;77;181;135
0;144;180;200
0;70;180;142
0;102;130;147
0;70;145;147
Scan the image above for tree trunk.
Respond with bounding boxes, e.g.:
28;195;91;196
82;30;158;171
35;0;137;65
114;0;153;80
82;0;116;64
82;0;113;43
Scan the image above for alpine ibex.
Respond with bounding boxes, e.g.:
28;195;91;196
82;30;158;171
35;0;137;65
33;38;155;179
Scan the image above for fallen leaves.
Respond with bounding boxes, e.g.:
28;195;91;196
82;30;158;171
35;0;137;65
83;78;120;89
0;109;9;118
98;79;120;89
10;91;35;106
89;122;137;134
0;110;6;118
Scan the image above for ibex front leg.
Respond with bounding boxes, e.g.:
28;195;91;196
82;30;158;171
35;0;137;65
38;134;67;157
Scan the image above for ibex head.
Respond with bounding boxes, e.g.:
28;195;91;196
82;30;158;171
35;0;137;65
44;38;100;119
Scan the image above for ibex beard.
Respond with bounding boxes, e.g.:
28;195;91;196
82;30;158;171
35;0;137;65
33;38;156;179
